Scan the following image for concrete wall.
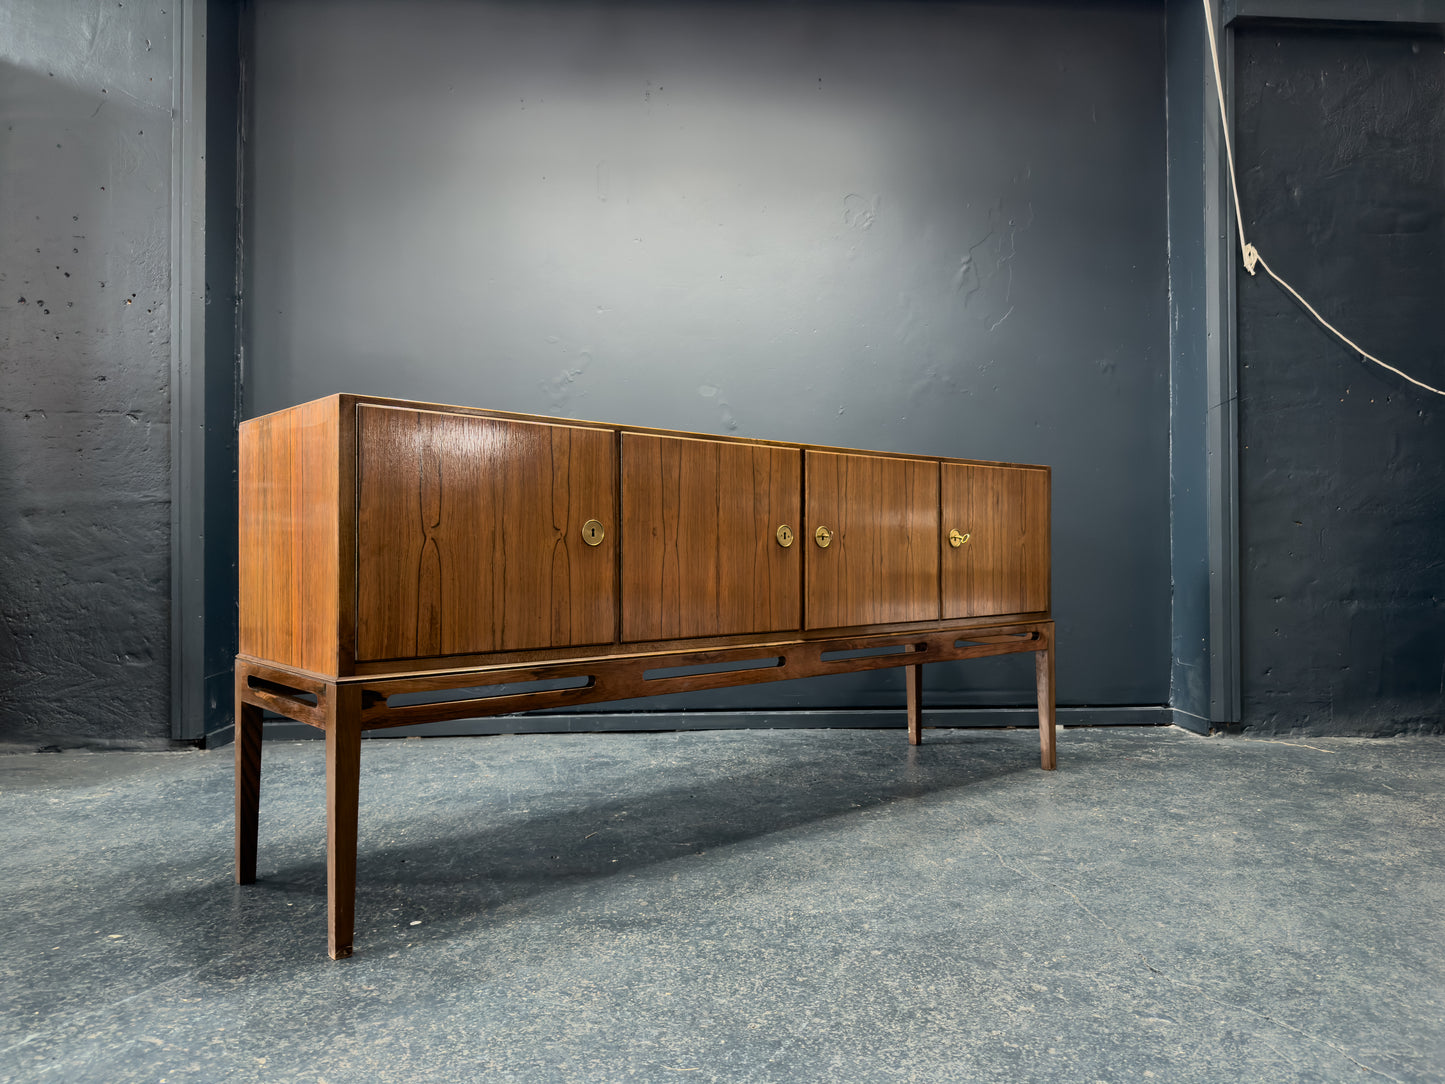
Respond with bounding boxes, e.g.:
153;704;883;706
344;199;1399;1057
1234;23;1445;735
0;2;175;750
242;0;1173;718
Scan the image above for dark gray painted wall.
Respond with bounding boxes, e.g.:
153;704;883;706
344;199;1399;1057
1235;24;1445;735
243;0;1172;715
200;2;242;737
1166;0;1213;727
0;4;175;750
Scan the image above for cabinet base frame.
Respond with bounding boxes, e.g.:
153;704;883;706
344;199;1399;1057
235;618;1055;959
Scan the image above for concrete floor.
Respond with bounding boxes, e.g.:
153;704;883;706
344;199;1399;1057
1;726;1441;1084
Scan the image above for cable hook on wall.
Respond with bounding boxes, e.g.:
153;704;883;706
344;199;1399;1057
1202;0;1445;398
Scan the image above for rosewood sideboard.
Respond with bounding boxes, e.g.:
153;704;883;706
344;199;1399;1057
235;393;1055;958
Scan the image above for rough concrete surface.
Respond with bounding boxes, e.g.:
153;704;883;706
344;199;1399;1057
2;726;1441;1082
0;1;175;748
1235;25;1445;736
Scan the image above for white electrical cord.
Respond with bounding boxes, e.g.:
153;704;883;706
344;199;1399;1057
1202;0;1445;398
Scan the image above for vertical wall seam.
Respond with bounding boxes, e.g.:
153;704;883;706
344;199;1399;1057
168;0;188;741
170;0;207;741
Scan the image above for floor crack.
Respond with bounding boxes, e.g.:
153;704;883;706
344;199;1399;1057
0;1034;45;1056
1235;737;1340;754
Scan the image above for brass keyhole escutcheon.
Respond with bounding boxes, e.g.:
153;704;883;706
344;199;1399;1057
949;529;970;548
776;524;794;548
582;519;605;546
814;526;833;549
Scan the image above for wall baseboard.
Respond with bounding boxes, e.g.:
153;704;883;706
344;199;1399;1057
204;705;1173;747
1171;708;1212;735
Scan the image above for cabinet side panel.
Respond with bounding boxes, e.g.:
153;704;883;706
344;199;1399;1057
805;451;940;629
942;463;1050;618
238;418;282;663
1025;467;1051;613
238;398;341;673
621;434;800;641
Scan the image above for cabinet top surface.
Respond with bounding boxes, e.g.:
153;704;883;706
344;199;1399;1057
245;393;1050;473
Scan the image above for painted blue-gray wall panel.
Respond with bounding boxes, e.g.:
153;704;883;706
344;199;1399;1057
1166;0;1214;727
243;0;1172;710
201;1;242;737
1235;24;1445;735
0;4;175;749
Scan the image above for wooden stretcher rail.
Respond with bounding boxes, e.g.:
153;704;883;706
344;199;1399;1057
235;617;1055;959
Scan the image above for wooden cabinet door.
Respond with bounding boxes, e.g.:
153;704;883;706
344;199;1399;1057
804;451;939;629
355;405;616;660
941;463;1049;618
621;433;800;641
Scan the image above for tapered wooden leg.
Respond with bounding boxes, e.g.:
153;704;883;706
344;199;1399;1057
235;670;264;885
1035;642;1056;771
906;663;924;746
325;685;364;960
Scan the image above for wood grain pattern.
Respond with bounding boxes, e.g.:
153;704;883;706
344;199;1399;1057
313;607;1040;676
355;406;616;660
621;433;800;641
234;667;263;885
1036;630;1057;770
335;393;1049;470
906;663;923;746
334;625;1039;731
237;659;329;725
325;684;364;960
941;463;1050;619
238;396;342;674
335;399;360;676
804;451;940;629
